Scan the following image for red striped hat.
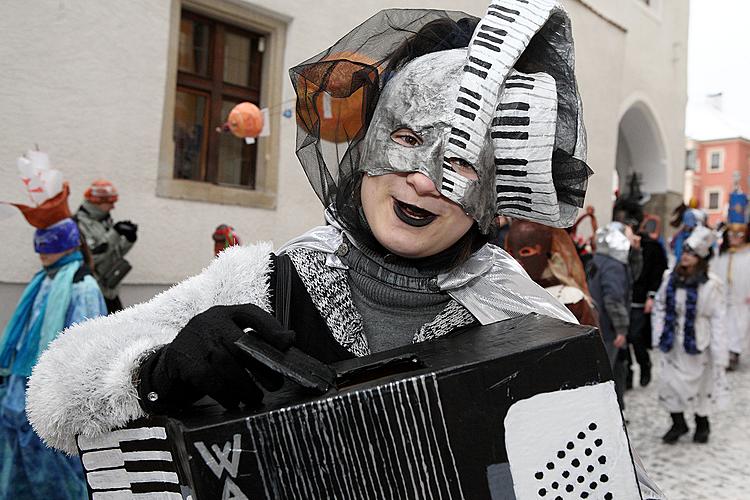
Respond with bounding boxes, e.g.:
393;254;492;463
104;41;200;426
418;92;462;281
84;180;118;203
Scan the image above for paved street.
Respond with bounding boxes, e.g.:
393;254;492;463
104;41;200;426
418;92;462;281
625;355;750;499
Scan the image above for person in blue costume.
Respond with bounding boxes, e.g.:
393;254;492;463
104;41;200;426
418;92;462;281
671;208;706;263
0;183;107;499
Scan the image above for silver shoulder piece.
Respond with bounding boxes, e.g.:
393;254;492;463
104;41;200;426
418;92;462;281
275;210;347;270
438;244;578;325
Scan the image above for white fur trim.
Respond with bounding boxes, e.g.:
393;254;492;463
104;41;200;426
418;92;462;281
26;243;274;454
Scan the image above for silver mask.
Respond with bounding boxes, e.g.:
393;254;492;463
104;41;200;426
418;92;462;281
595;222;631;265
360;50;563;233
360;49;496;228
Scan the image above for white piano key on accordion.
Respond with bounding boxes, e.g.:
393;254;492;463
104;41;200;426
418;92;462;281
87;469;179;490
92;491;183;500
82;449;174;471
78;426;168;451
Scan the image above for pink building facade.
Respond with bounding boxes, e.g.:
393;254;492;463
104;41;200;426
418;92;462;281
690;138;750;227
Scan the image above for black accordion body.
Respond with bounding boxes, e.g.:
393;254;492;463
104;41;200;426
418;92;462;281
78;314;644;499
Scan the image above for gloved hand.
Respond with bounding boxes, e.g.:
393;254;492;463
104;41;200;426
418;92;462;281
114;220;138;243
136;303;295;414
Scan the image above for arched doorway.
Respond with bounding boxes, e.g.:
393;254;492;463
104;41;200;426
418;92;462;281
616;102;668;197
615;101;671;233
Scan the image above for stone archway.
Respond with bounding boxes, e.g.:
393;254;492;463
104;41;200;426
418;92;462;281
616;101;668;197
615;101;672;231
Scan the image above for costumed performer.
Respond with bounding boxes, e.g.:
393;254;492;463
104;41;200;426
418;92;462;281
0;151;107;499
505;219;598;326
652;226;728;444
671;208;706;264
28;0;589;455
213;224;242;257
27;3;660;497
587;222;639;410
713;187;750;371
76;179;138;313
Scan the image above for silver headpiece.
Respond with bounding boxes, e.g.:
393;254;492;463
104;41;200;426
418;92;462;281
595;222;631;264
684;226;716;258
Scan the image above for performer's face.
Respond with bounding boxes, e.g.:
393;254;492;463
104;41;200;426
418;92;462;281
96;201;115;212
728;229;746;248
361;170;474;258
679;248;700;268
38;249;72;267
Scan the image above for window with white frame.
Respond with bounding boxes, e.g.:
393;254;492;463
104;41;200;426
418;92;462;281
705;187;723;211
708;149;724;172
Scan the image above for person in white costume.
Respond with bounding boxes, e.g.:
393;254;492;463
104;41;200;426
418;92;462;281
713;188;750;371
652;226;728;444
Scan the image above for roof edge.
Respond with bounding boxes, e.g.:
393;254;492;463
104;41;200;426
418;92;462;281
689;136;750;145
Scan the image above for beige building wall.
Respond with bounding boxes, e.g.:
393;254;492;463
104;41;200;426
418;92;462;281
585;0;690;222
0;0;688;318
560;0;627;225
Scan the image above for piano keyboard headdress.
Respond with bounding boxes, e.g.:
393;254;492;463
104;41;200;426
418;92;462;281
440;0;586;228
289;1;590;231
493;70;560;221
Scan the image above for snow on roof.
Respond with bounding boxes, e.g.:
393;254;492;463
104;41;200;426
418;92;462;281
686;99;750;142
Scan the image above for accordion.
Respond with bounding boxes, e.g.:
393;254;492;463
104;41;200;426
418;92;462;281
77;313;645;499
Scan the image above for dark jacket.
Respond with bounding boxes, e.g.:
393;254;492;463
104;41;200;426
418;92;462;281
587;253;631;345
632;237;668;305
268;253;354;364
75;201;134;299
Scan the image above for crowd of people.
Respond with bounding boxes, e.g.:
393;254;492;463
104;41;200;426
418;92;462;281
500;191;747;447
0;167;146;496
0;1;746;498
0;158;245;497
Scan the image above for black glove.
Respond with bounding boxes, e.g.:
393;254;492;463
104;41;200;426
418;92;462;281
114;220;138;243
136;303;295;414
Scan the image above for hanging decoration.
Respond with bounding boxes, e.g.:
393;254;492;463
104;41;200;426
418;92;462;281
225;102;264;139
294;51;378;144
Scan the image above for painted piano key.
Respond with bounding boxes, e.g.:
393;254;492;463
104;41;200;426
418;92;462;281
77;424;182;499
441;0;557;201
492;69;560;221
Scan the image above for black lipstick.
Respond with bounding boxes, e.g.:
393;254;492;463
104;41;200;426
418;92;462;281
393;199;437;227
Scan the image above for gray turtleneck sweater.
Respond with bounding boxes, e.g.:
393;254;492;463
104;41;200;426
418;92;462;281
340;239;451;353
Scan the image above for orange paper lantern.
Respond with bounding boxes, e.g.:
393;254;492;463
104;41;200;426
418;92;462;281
227;102;264;138
295;51;378;143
